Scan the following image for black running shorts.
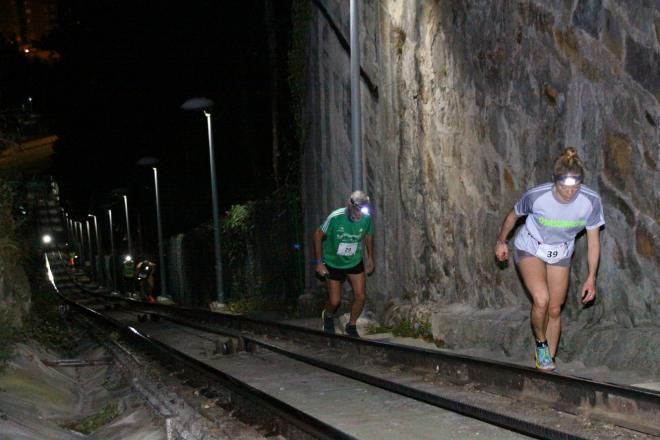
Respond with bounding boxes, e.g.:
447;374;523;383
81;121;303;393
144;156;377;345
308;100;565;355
325;261;365;282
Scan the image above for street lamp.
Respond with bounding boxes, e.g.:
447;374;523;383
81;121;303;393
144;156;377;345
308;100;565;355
137;157;168;298
181;97;224;304
85;220;93;270
107;209;117;290
89;214;101;280
61;208;67;242
350;0;364;192
122;195;133;257
76;221;85;265
63;210;69;242
88;214;101;253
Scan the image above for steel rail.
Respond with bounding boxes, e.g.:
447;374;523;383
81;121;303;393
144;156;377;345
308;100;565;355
59;293;358;440
51;247;660;437
154;311;587;440
122;300;660;437
43;251;357;440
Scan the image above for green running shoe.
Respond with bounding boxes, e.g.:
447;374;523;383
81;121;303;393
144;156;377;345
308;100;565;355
535;343;556;370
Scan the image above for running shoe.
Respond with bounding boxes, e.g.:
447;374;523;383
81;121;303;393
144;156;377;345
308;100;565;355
345;323;360;338
535;343;556;370
551;358;559;373
322;310;335;334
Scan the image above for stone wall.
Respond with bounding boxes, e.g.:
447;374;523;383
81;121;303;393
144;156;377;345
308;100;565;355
301;0;658;366
0;182;31;327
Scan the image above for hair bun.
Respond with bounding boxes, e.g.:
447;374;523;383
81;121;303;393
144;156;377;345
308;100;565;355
564;147;578;159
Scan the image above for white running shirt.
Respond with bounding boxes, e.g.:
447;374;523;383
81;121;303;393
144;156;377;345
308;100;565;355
514;182;605;245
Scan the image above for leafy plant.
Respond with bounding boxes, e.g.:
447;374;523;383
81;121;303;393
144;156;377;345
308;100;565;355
227;297;293;315
393;319;434;341
64;403;120;434
366;324;392;334
367;319;434;342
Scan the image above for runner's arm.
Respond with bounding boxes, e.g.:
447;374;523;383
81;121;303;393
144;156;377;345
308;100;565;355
495;209;519;261
313;228;328;275
364;234;374;274
581;228;600;303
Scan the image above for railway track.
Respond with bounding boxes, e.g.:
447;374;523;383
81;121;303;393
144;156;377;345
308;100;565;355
33;188;658;440
42;254;657;440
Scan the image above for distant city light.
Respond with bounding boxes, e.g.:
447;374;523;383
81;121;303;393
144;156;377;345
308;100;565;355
24;48;29;53
124;255;133;262
42;234;52;244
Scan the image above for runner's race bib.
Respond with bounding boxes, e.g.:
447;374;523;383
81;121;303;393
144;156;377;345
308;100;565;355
337;242;358;256
535;242;570;264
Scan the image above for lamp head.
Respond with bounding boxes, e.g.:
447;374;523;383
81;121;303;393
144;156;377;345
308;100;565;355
181;97;214;112
136;157;158;166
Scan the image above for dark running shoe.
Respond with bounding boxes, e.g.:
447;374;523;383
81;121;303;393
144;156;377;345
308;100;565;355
322;310;335;334
345;323;359;338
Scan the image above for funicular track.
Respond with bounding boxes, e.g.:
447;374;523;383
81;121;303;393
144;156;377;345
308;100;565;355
42;252;658;440
47;255;355;440
34;180;658;440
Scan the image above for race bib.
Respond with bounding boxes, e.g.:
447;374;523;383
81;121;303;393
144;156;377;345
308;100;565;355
535;242;570;264
337;242;358;256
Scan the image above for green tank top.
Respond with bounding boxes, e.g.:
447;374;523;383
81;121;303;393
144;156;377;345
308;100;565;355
320;207;373;269
122;260;135;277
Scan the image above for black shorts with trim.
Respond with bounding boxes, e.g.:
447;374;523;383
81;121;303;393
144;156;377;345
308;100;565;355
325;261;364;282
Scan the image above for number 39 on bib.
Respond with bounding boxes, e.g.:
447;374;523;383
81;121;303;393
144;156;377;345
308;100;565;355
337;242;358;256
535;242;570;264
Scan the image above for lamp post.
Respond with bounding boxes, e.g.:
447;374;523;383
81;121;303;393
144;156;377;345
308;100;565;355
107;209;117;290
76;221;85;265
181;97;224;304
122;195;132;257
61;209;67;243
88;214;101;253
88;214;101;280
350;0;363;192
63;211;69;243
85;220;93;272
137;157;168;298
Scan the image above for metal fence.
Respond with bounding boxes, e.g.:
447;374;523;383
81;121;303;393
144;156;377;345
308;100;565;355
165;193;304;307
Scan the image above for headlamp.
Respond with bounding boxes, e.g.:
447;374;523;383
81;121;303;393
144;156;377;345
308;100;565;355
553;174;583;186
351;198;370;216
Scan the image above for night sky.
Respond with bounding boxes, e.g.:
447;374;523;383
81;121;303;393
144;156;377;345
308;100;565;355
8;0;294;240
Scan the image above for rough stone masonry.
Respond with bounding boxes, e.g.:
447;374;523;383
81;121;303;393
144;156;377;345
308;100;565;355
300;0;658;373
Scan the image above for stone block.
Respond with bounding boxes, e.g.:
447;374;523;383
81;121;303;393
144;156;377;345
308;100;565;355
625;36;660;100
602;7;623;60
572;0;604;38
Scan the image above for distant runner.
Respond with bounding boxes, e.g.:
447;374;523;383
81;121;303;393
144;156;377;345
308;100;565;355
136;259;157;301
122;255;136;294
495;147;605;370
314;191;374;337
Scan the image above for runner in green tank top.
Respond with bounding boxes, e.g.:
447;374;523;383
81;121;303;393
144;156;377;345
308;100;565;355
313;191;374;337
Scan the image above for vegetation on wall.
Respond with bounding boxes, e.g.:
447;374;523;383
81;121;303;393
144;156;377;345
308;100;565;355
221;190;304;309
